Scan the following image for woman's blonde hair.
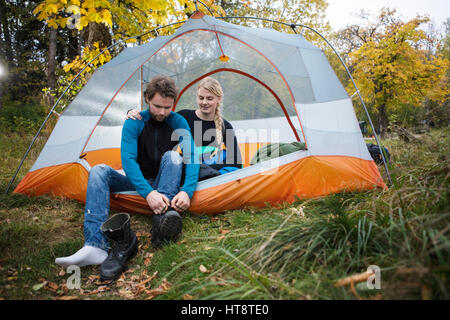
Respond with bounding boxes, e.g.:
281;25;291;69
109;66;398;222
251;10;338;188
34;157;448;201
197;77;224;154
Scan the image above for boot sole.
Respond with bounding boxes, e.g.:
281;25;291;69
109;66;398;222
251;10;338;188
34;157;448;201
160;211;182;241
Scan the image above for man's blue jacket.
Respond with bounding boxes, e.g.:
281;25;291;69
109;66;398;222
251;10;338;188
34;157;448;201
121;110;200;199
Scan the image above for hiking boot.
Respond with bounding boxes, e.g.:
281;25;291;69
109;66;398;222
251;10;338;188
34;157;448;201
151;209;182;249
100;213;138;281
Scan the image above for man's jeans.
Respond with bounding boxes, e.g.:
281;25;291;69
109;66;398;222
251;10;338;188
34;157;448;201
84;151;183;251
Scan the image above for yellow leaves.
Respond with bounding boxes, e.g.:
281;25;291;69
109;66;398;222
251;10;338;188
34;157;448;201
82;0;95;9
33;0;194;39
79;16;89;29
63;42;111;83
47;20;59;29
32;3;45;15
86;8;98;22
46;4;59;15
100;9;113;27
347;12;449;120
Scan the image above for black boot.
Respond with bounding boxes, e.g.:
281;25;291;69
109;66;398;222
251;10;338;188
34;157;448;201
151;209;182;249
100;213;138;281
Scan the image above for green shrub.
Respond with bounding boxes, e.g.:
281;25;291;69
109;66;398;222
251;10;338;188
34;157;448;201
0;101;47;134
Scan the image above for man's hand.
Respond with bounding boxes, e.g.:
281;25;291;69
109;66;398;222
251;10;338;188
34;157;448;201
146;190;170;215
127;109;142;120
171;191;190;213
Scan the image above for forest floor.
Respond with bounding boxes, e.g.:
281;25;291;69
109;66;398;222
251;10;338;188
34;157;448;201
0;127;448;300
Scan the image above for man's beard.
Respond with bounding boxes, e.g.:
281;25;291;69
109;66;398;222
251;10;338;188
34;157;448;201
150;110;167;122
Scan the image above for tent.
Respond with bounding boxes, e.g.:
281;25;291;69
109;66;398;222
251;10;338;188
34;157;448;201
13;11;386;215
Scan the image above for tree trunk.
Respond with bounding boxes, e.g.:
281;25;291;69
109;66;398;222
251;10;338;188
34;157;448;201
378;104;388;138
81;22;112;50
0;79;3;112
47;27;57;107
68;29;79;61
0;0;13;111
0;0;13;64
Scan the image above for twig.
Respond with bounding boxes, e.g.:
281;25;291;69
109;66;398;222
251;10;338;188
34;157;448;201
335;270;374;287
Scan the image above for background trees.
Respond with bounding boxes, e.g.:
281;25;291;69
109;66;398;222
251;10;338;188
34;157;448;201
330;9;449;136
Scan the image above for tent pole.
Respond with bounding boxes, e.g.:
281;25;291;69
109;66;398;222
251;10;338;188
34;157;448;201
5;21;186;194
217;15;392;185
5;62;95;194
195;0;216;16
291;23;392;186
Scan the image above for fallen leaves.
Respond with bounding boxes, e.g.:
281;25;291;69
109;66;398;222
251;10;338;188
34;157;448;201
30;278;76;300
217;228;231;242
210;275;227;286
30;262;171;300
290;206;305;218
32;281;47;291
143;279;171;300
199;265;209;273
46;281;59;293
54;295;79;300
6;268;18;282
143;252;153;266
114;270;171;300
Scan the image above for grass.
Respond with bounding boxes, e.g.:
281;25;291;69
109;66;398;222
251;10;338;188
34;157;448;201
0;127;448;300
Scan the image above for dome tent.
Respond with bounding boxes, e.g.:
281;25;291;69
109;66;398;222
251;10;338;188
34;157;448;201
13;11;386;215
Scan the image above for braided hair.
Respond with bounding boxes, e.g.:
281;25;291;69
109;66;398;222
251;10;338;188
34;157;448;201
197;77;224;156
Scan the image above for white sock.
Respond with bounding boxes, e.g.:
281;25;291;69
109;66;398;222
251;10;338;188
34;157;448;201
55;245;108;267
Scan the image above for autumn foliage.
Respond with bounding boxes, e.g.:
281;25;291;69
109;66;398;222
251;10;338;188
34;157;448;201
343;9;449;135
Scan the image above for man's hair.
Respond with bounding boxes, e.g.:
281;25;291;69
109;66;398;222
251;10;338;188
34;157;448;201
144;75;178;102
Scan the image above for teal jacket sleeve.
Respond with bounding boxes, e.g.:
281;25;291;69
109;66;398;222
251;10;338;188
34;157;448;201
121;112;153;199
167;112;200;199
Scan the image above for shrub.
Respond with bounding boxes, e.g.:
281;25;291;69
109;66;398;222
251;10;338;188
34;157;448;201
0;101;47;134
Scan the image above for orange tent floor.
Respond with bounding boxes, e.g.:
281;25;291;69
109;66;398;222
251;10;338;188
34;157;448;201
15;155;386;215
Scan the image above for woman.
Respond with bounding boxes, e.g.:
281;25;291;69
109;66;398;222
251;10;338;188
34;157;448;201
127;77;242;176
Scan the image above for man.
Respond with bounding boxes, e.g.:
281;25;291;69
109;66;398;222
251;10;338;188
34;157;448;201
55;75;199;281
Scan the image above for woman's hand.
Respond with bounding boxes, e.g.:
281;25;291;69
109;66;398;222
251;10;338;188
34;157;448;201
127;109;142;120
